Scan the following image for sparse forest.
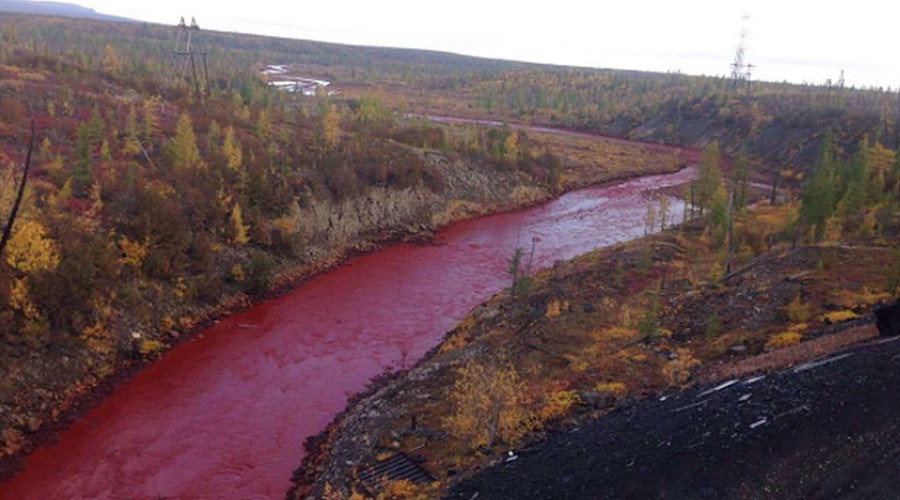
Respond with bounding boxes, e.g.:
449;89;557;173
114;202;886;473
1;11;899;500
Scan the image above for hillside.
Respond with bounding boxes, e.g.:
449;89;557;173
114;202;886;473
289;147;900;498
2;13;898;173
0;0;130;21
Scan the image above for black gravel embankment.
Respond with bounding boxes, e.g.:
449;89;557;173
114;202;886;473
448;336;900;500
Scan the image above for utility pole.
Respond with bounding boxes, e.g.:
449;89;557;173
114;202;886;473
172;17;210;98
730;15;754;93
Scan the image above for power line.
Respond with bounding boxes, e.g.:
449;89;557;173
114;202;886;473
729;15;753;92
171;17;210;98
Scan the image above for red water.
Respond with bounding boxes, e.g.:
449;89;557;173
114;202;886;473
0;168;694;500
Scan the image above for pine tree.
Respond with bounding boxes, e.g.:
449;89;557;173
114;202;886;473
72;123;92;197
100;139;111;162
223;126;242;171
708;185;729;248
39;137;51;159
102;44;119;73
142;95;160;142
800;151;836;241
122;105;141;156
503;131;518;166
506;246;532;297
228;203;250;244
658;193;669;231
87;106;105;147
171;112;202;170
255;109;272;140
694;142;723;214
316;102;339;151
644;197;656;235
732;153;753;210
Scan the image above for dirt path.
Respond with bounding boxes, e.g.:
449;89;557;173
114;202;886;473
448;334;900;500
423;115;783;188
423;115;700;161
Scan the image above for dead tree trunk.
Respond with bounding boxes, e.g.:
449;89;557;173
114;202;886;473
0;122;35;261
689;184;696;221
726;187;735;274
770;170;780;204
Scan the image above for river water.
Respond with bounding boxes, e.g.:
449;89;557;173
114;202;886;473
0;168;694;499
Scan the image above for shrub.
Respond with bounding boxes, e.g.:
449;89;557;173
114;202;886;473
325;165;362;200
245;252;275;296
594;381;626;396
704;313;722;338
765;328;803;350
662;349;701;385
444;359;534;450
637;298;660;338
820;310;859;324
785;295;812;322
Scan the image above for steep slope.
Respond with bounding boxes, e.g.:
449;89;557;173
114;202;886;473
449;331;900;500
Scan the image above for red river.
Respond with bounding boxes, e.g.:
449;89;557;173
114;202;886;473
0;167;694;500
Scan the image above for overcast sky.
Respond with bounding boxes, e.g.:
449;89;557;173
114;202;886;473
63;0;900;88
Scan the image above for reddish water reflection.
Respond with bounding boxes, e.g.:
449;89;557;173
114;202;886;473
1;168;693;499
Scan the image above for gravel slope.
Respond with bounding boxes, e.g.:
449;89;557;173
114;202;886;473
448;335;900;500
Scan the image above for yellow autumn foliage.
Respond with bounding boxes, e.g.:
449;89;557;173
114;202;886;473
139;339;165;355
444;359;535;450
545;299;569;318
662;349;701;385
595;381;626;396
503;131;518;164
785;295;812;322
9;278;38;319
118;235;148;269
534;390;580;421
81;320;114;354
229;203;250;245
5;219;59;273
223;126;243;171
229;263;246;283
820;310;859;324
765;323;807;350
317;102;340;150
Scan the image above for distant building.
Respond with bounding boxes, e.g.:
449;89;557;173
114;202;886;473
262;65;331;97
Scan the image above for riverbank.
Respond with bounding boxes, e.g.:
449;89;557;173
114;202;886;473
0;131;689;497
289;199;897;499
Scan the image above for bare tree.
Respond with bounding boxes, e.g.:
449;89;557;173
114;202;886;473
0;121;35;261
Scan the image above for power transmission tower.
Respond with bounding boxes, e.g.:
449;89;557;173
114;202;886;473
729;15;753;92
172;17;210;98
